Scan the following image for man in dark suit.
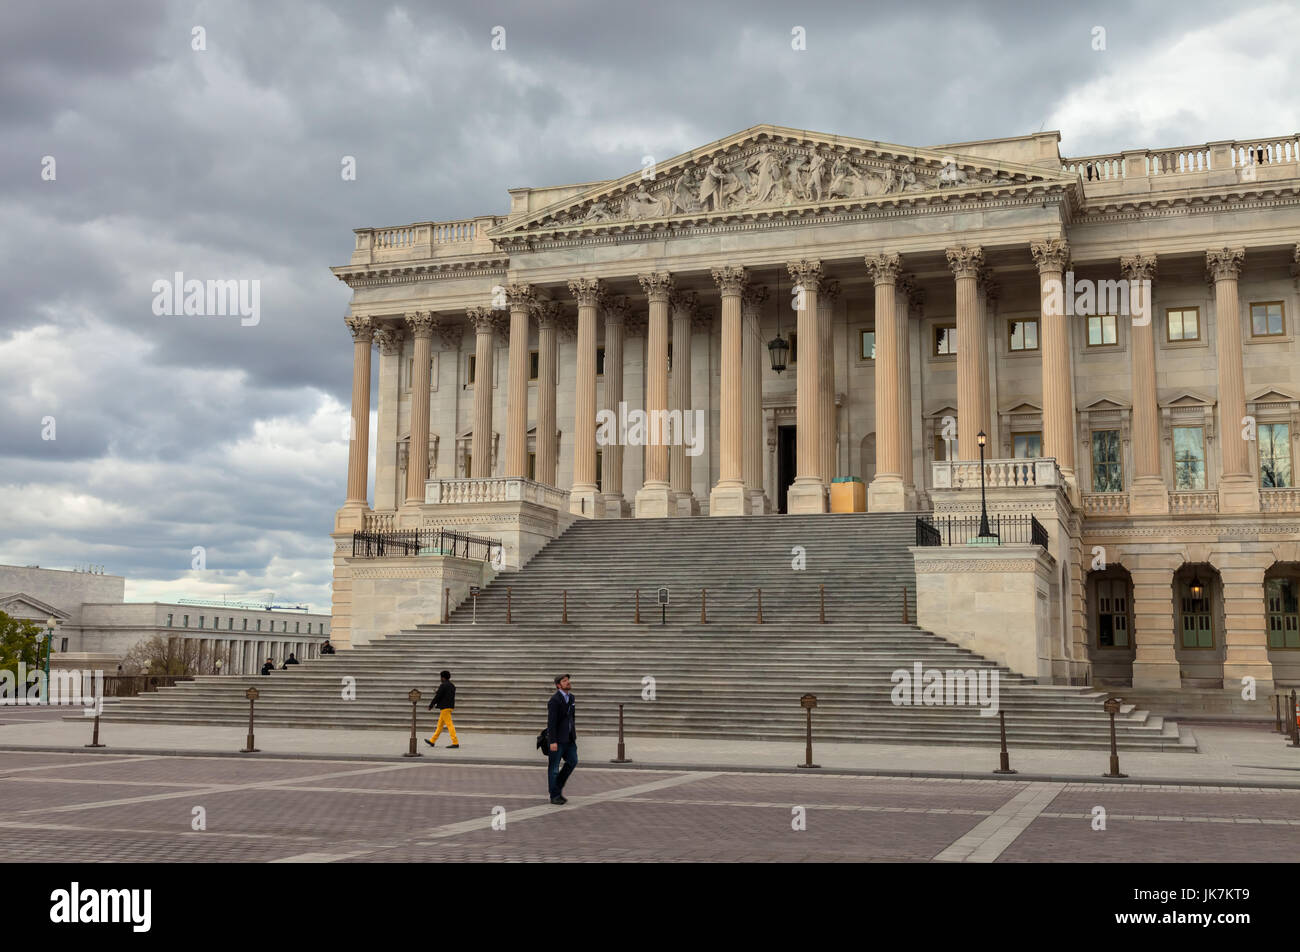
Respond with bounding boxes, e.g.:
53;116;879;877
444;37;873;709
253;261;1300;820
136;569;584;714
546;674;577;805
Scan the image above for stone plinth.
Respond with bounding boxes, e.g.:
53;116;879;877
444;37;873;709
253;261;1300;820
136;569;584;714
345;554;490;646
911;544;1057;681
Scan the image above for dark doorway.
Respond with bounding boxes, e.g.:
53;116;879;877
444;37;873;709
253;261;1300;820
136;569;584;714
777;425;797;513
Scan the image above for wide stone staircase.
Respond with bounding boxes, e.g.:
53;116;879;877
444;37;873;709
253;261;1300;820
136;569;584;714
106;513;1193;751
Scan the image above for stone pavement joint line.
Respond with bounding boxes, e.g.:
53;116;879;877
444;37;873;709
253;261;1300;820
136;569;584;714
934;782;1064;863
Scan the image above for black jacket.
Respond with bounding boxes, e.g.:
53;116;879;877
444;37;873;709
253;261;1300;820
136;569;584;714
428;681;456;710
320;644;335;655
547;690;576;746
260;662;273;676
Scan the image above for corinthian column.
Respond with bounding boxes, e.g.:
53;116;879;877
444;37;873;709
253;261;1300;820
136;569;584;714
866;254;905;511
467;305;497;478
635;271;674;518
404;311;436;504
567;278;602;516
535;301;559;486
504;284;534;478
742;284;769;513
1208;247;1259;513
1122;254;1168;514
600;294;629;517
817;280;841;488
1030;238;1077;483
669;290;699;515
897;277;919;505
786;259;826;513
710;266;751;516
372;323;404;512
946;245;986;458
343;314;373;507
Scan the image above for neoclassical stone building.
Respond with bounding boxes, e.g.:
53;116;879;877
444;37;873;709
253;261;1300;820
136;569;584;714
330;124;1300;695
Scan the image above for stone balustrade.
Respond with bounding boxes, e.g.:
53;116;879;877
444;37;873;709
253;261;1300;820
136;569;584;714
931;457;1061;491
425;476;570;509
362;510;396;532
1082;492;1129;516
1260;488;1300;512
1063;134;1300;180
1169;490;1219;514
352;216;507;264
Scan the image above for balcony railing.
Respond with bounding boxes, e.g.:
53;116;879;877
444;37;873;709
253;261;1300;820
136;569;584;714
1261;488;1300;512
1062;134;1300;181
1082;492;1129;516
351;528;502;562
426;476;570;509
931;457;1061;491
915;514;1050;548
352;216;508;264
1169;490;1219;514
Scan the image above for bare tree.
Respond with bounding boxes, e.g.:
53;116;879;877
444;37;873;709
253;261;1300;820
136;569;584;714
122;635;199;677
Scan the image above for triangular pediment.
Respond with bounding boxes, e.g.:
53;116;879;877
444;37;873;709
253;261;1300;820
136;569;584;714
1163;391;1215;408
492;124;1075;241
0;592;70;621
1000;401;1043;415
1248;387;1299;405
1082;395;1131;412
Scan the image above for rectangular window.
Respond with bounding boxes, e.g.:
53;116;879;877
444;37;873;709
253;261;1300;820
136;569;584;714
1096;580;1129;648
1166;307;1200;342
295;621;301;633
283;621;288;632
596;347;606;376
1087;314;1118;346
1266;577;1300;648
228;617;234;629
527;452;536;481
1091;429;1123;492
1173;426;1207;490
198;616;204;629
1013;433;1042;459
1251;301;1285;337
529;350;539;380
183;615;189;627
787;332;797;365
1180;585;1214;648
307;623;312;635
860;328;876;360
166;614;173;627
243;618;248;630
466;354;476;385
1008;319;1038;352
933;433;952;463
933;324;957;356
61;638;68;652
256;620;262;631
1259;423;1292;488
463;452;472;477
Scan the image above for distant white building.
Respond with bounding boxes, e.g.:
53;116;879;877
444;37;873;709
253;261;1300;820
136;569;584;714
0;564;331;674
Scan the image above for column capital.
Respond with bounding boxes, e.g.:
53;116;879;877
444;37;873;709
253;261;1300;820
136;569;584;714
404;310;437;340
344;314;374;342
374;324;406;354
600;294;632;325
741;284;769;318
786;258;824;292
711;265;749;296
945;245;985;279
669;289;699;320
865;252;903;286
1028;238;1069;274
505;283;536;311
691;304;715;333
1291;243;1300;278
533;299;562;330
818;279;841;307
637;271;674;304
1206;246;1245;281
436;320;464;350
1120;253;1158;282
568;276;604;307
467;305;498;334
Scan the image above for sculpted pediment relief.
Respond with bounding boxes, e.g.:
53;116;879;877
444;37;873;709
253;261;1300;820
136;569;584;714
492;125;1073;241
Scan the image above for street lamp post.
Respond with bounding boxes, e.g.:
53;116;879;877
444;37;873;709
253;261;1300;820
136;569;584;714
43;616;59;701
976;431;994;541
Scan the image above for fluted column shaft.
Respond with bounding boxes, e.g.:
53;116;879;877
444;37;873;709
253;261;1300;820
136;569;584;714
1123;256;1161;480
536;305;558;485
569;279;601;494
602;299;626;497
873;272;902;479
897;280;919;494
640;273;673;488
468;307;496;477
344;315;373;505
1209;249;1249;477
713;268;747;488
947;246;985;457
1031;239;1076;475
669;293;695;497
405;312;435;503
742;286;768;506
817;281;840;484
504;285;534;478
792;262;821;480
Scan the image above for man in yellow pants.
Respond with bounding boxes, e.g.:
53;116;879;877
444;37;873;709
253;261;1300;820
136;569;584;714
424;670;459;748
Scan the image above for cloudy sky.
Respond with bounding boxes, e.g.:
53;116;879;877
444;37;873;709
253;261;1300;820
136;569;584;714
2;0;1297;612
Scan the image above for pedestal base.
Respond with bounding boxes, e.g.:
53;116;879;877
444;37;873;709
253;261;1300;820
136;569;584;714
1219;474;1260;513
747;489;767;514
709;482;752;516
786;478;827;514
568;485;600;518
675;492;701;517
1131;658;1182;690
1129;477;1170;515
866;474;906;512
634;483;674;518
598;493;629;519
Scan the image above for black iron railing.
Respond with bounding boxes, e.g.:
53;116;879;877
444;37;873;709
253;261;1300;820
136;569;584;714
352;529;502;563
915;514;1049;548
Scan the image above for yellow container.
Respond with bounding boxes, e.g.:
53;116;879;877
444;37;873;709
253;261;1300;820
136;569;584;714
830;477;866;513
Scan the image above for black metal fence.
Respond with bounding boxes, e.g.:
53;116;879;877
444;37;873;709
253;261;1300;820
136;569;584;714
102;675;193;697
352;528;502;563
915;514;1049;548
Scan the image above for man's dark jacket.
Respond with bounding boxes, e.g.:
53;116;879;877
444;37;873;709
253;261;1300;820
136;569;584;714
547;690;576;746
428;681;456;710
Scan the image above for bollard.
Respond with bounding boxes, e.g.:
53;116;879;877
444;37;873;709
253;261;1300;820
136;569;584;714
756;587;763;624
797;694;820;768
85;714;106;749
610;703;632;763
562;589;569;624
992;710;1015;774
635;588;641;624
1102;696;1127;778
1291;690;1300;748
701;588;707;624
1276;693;1285;733
240;687;260;753
819;584;826;624
506;587;512;625
902;586;909;624
404;689;423;757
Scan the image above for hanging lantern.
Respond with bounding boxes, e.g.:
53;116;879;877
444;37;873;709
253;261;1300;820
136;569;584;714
1188;573;1204;601
769;267;789;373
